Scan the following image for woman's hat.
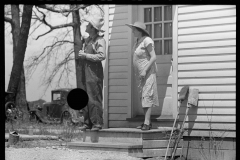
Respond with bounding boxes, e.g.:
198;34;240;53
125;21;150;37
84;15;105;33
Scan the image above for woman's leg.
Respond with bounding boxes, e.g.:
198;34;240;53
143;106;152;125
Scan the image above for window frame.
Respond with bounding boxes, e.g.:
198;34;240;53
143;5;173;55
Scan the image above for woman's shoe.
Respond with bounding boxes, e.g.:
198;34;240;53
136;124;144;129
141;124;152;131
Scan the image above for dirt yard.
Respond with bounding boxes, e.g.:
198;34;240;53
5;140;142;160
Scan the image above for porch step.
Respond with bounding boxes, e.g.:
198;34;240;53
126;115;175;128
68;141;142;152
68;128;183;158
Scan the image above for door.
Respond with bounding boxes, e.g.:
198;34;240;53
133;5;174;117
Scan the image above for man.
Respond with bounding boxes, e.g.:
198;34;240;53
78;15;106;131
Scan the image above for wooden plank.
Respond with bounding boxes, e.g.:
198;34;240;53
109;72;128;79
109;120;129;128
109;6;128;14
183;130;236;137
178;40;236;50
178;47;236;56
109;93;128;100
179;107;236;115
109;32;128;40
178;24;236;35
109;59;128;66
179;16;236;28
109;66;128;72
178;55;236;63
178;62;236;71
109;13;128;20
199;93;235;100
142;139;183;149
109;26;128;33
108;106;127;113
178;78;236;85
157;76;172;85
109;86;128;93
109;19;127;27
181;123;235;130
110;39;128;46
178;8;236;21
109;46;128;53
109;100;128;106
109;79;128;86
177;115;236;123
178;31;236;42
178;5;235;14
178;85;236;92
156;55;172;63
197;100;236;107
109;113;127;120
178;70;236;78
109;52;128;59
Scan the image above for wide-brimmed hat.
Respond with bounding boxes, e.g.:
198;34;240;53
125;21;150;37
84;15;105;33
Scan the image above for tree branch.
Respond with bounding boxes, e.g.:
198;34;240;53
36;5;90;14
34;7;74;40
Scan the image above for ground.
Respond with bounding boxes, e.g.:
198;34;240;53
5;140;142;160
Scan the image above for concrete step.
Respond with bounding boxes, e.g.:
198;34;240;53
78;127;174;143
68;127;183;158
68;141;142;152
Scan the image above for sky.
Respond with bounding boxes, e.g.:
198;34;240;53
5;5;107;102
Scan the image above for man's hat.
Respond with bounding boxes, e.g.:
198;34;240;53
125;21;150;37
84;15;105;33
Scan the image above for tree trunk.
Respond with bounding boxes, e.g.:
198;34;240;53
7;5;33;104
10;5;28;115
71;5;85;90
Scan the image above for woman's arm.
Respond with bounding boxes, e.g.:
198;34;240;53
143;43;157;73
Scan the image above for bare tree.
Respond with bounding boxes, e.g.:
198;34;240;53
25;5;104;96
5;5;33;117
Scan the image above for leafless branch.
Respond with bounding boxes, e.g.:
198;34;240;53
34;7;74;40
36;4;90;14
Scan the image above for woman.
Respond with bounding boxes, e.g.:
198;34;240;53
78;15;106;131
126;21;159;131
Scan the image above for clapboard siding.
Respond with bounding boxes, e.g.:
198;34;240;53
178;47;236;56
108;5;129;127
178;16;236;28
109;66;128;72
177;5;236;137
178;24;236;35
178;62;236;71
178;31;236;42
109;52;128;59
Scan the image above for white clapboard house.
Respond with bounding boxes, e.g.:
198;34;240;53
71;5;236;159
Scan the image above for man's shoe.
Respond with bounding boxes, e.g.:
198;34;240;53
79;124;90;131
141;124;151;131
91;125;102;131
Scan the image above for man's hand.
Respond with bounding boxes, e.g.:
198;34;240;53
78;50;87;59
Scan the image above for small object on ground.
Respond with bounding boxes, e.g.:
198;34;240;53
8;131;20;145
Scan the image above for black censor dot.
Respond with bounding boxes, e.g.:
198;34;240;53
67;88;89;110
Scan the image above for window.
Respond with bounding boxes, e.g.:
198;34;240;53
53;92;61;101
144;6;172;55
